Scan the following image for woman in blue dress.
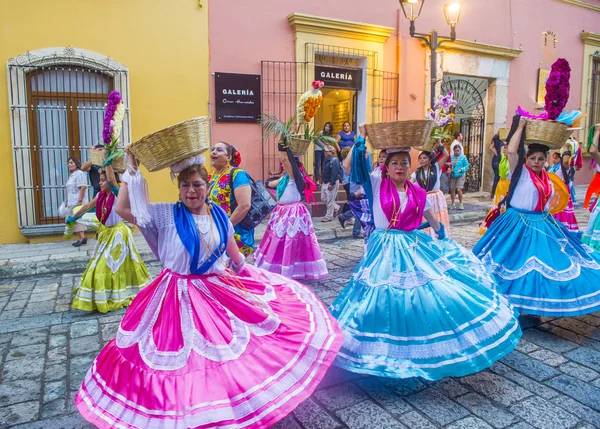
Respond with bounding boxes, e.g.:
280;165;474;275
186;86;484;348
473;116;600;317
330;134;521;380
337;122;356;156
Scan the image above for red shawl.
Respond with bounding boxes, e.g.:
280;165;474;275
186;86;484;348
524;165;552;212
96;191;116;225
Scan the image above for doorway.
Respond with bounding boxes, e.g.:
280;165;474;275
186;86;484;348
314;88;357;137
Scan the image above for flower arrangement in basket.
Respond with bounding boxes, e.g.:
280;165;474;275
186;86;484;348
91;90;126;171
261;114;336;156
262;80;335;156
517;58;585;149
421;92;458;151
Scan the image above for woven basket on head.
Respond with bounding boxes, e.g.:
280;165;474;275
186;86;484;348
90;148;125;173
365;120;435;150
498;127;510;141
524;119;571;149
288;137;311;156
414;138;444;153
129;117;210;172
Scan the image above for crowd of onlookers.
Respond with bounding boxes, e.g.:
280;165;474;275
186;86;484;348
308;122;471;239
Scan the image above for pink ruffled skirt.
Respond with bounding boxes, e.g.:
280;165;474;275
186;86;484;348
553;198;579;231
75;266;343;429
254;202;328;280
421;190;451;238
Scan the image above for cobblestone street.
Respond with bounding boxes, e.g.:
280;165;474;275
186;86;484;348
1;207;600;428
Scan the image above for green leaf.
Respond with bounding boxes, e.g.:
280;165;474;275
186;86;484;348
105;150;124;162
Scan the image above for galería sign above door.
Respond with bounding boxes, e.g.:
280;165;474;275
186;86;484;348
215;72;261;122
314;65;362;91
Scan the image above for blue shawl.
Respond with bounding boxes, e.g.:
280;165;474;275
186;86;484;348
173;201;229;275
350;137;373;209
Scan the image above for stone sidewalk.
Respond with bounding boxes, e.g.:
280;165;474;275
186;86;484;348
0;200;599;428
0;191;494;279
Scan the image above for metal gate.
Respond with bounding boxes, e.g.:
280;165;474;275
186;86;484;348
589;52;600;131
441;78;486;192
460;117;485;192
371;70;399;124
260;61;308;180
7;48;129;229
261;53;398;180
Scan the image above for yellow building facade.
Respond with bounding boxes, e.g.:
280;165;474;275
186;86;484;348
0;0;209;244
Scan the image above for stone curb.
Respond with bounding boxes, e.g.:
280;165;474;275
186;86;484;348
0;210;488;279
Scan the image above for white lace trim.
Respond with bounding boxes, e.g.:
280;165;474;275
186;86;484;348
269;208;314;239
352;257;455;289
337;321;520;370
116;275;280;370
152;203;175;229
254;257;328;279
152;203;212;230
481;242;600;281
341;291;505;341
506;284;600;308
340;299;517;360
74;284;147;303
79;275;338;428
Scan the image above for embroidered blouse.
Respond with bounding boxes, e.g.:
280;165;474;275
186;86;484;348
138;203;234;275
511;168;555;212
65;170;88;207
278;180;302;204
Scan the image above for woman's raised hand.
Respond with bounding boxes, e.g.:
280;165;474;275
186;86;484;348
358;123;367;138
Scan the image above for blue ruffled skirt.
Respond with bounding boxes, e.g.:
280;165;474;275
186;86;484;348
473;207;600;317
330;228;521;380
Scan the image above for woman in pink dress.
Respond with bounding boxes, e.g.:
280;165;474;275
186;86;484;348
74;153;343;429
255;145;327;279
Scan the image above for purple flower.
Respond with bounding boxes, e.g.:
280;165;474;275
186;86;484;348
544;58;570;120
102;91;122;144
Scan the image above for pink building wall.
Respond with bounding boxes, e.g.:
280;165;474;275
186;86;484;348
209;0;599;184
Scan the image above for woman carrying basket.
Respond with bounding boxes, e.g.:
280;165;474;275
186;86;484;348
254;144;327;279
74;119;343;429
473;116;600;317
69;154;150;313
329;126;521;380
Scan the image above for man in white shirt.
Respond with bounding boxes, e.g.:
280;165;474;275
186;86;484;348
450;131;463;155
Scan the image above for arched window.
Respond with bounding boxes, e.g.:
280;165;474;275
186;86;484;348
7;47;129;230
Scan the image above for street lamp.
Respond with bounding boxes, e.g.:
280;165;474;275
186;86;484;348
400;0;462;108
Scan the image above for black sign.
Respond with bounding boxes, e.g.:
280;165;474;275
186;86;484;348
215;73;261;122
315;65;362;91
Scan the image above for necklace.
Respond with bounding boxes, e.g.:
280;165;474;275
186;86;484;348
212;164;230;178
196;205;226;263
417;166;431;189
